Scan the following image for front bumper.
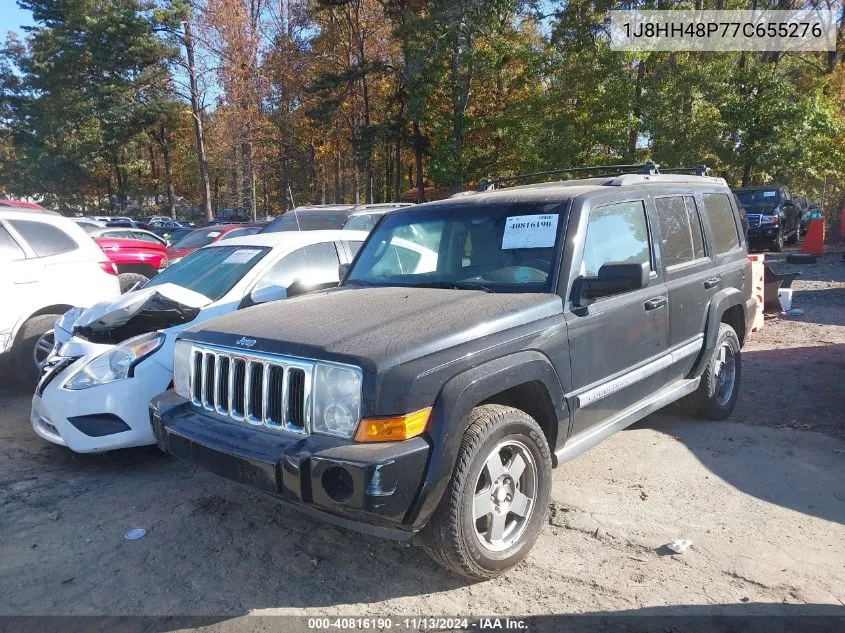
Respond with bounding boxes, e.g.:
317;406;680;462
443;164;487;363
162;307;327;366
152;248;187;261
747;225;780;240
150;390;431;539
32;351;172;453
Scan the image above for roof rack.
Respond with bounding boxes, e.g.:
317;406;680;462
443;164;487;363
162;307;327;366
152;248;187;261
478;161;711;191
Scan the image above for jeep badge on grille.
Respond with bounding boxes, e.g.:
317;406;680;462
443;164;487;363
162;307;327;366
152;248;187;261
235;337;257;348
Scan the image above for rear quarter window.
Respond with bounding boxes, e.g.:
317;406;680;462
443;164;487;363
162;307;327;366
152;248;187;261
8;219;79;257
702;193;741;254
0;224;26;261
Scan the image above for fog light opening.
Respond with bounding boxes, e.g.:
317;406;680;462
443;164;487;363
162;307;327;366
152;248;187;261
322;466;354;504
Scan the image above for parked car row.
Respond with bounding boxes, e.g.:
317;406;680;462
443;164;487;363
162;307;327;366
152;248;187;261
12;166;755;581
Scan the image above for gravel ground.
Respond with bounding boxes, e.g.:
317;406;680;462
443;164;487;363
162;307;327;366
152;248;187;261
0;246;843;628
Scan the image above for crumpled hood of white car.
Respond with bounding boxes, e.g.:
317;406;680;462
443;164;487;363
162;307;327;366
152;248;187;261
74;283;212;332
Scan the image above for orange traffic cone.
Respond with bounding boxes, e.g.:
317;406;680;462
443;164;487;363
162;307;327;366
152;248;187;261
801;218;825;256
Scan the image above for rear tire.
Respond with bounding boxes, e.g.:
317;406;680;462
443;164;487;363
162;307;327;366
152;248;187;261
684;323;741;421
118;273;149;294
421;405;552;579
11;314;60;388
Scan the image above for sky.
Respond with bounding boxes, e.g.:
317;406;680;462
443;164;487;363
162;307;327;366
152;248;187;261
0;2;34;38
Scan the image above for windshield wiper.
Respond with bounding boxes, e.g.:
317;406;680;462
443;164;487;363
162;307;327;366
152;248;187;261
344;278;375;287
415;281;494;293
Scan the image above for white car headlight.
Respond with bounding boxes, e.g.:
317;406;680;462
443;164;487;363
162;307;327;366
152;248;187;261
64;332;165;390
312;363;362;439
173;339;193;398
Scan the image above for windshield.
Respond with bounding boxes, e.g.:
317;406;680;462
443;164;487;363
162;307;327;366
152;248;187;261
343;213;379;232
260;210;349;233
144;245;269;301
171;228;230;248
736;190;780;205
345;202;567;293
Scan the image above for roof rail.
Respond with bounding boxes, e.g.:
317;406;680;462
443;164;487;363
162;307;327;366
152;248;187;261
659;164;711;177
477;161;715;191
478;162;661;191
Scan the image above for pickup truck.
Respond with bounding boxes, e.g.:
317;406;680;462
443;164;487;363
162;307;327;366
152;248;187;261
733;185;801;251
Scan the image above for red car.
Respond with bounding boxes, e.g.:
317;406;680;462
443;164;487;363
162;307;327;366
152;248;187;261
94;235;169;293
166;224;262;263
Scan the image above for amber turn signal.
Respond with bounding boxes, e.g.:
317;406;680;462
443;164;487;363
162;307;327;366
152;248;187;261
354;407;432;442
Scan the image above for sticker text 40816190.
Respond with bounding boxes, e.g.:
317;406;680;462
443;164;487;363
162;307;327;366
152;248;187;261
501;214;559;250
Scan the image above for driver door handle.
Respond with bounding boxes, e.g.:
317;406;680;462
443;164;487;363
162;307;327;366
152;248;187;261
644;296;667;311
704;277;722;289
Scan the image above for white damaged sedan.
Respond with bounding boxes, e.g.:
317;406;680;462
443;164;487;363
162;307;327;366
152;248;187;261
31;230;369;453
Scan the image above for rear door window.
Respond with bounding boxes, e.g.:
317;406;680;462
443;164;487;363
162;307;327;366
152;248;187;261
254;248;308;291
304;242;341;283
0;224;26;261
655;196;706;268
581;201;651;277
130;231;162;244
8;220;78;257
702;193;740;254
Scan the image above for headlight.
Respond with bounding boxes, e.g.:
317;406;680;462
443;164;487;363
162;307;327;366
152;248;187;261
173;339;193;398
761;215;779;224
64;332;164;390
312;363;362;438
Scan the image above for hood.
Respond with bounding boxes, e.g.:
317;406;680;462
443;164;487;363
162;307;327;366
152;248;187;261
72;283;211;344
183;286;563;373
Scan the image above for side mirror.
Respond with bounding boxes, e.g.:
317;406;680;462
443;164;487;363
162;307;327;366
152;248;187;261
247;284;288;306
338;263;350;281
572;262;649;307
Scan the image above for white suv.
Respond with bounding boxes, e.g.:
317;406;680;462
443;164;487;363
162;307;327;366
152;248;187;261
0;208;121;385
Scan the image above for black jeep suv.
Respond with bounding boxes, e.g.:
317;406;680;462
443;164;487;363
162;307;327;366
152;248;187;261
734;185;800;251
150;165;755;579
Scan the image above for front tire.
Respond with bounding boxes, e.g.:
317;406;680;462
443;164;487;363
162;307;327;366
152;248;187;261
685;323;741;421
422;405;552;579
771;230;784;252
11;314;60;388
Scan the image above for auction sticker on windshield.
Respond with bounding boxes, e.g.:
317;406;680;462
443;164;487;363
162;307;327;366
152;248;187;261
224;249;263;264
502;214;558;249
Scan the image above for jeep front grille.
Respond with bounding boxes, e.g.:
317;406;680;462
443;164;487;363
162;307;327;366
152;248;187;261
189;344;313;434
747;213;761;229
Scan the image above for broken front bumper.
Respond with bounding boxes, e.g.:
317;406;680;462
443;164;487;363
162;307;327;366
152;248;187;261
149;390;430;540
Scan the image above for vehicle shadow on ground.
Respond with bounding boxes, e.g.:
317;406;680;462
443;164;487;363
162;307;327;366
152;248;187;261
734;343;845;439
639;349;845;526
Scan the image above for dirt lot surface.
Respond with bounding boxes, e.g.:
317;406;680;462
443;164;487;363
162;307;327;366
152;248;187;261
1;247;843;628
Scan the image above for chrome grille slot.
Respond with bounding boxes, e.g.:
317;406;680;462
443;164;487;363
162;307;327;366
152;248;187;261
266;366;285;429
247;362;264;424
203;353;216;410
231;359;246;419
287;368;306;429
187;343;314;435
216;356;230;415
191;352;203;405
747;214;761;229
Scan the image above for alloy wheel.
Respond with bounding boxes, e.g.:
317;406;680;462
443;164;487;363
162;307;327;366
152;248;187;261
713;342;737;406
472;439;538;552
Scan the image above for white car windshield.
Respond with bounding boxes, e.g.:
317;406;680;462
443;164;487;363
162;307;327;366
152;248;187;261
144;245;270;301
